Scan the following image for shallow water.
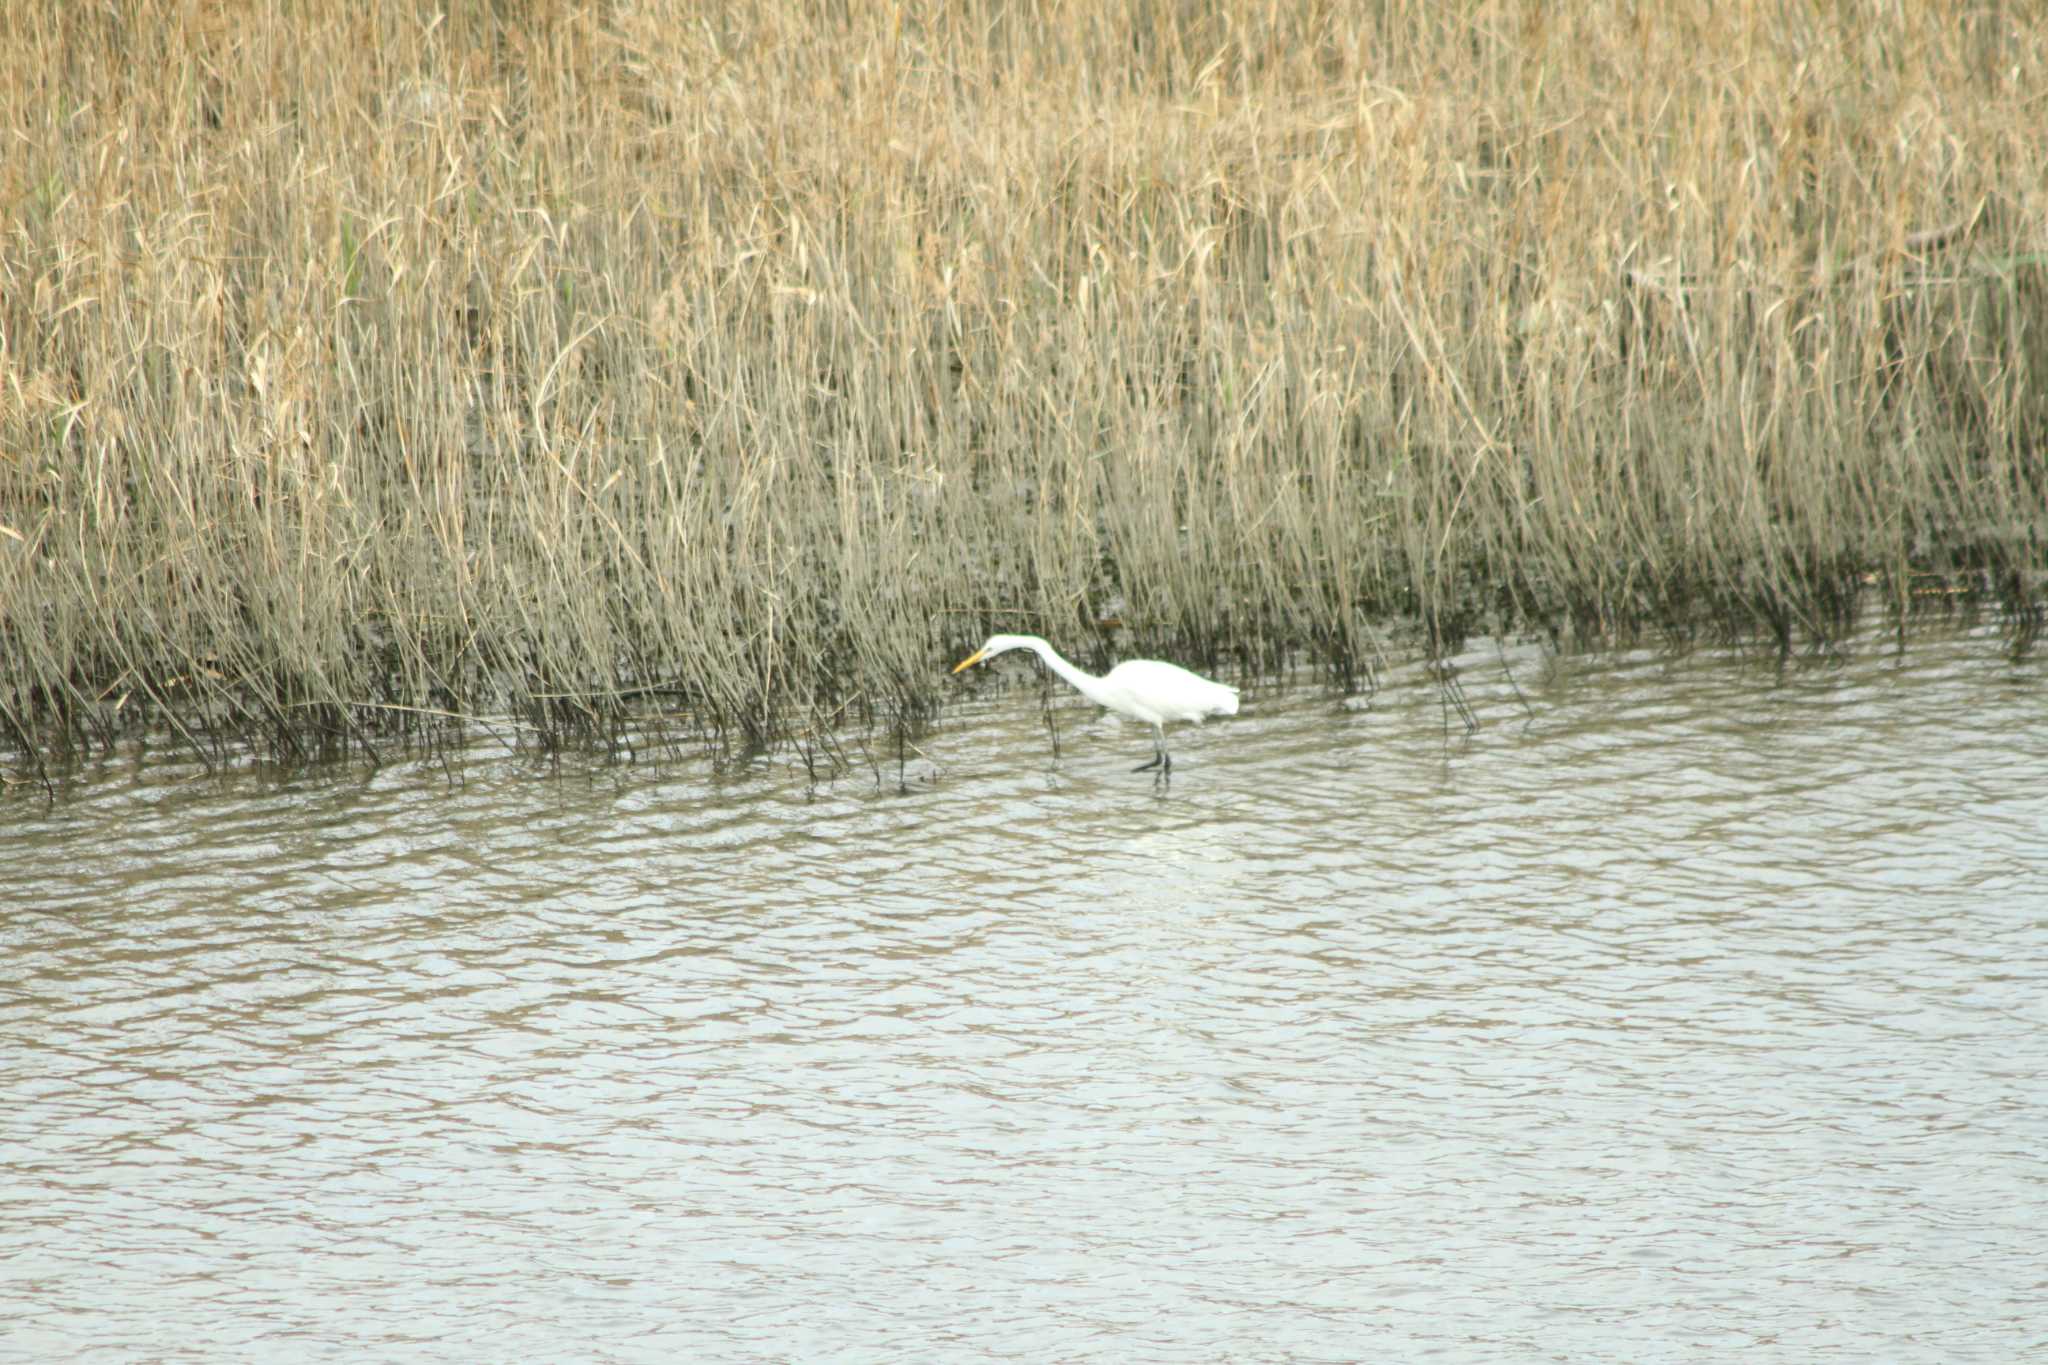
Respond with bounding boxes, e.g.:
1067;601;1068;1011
4;626;2045;1361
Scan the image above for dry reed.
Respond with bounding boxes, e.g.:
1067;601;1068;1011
2;0;2043;773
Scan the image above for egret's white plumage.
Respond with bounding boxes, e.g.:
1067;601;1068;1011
951;633;1238;774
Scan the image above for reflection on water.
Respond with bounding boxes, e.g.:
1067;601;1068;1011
4;626;2045;1360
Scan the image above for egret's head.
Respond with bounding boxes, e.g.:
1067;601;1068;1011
951;634;1034;673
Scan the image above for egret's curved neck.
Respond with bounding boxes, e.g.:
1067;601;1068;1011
1018;638;1107;704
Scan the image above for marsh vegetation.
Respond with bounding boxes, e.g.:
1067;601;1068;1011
2;0;2043;774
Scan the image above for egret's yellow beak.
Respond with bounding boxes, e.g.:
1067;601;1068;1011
951;648;988;674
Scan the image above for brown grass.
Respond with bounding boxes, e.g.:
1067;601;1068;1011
2;0;2043;772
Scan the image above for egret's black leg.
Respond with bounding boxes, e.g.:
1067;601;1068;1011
1133;732;1172;774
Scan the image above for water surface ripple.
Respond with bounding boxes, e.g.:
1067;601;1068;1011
4;627;2045;1361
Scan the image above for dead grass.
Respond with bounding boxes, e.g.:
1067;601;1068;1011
2;0;2043;772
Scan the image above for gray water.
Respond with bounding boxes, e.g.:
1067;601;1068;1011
4;626;2045;1362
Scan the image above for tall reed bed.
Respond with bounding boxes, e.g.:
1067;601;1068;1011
1;0;2042;770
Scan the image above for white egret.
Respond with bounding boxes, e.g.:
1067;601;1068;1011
951;633;1239;774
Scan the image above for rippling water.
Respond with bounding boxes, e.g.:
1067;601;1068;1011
5;626;2045;1361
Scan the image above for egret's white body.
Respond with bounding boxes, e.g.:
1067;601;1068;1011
952;633;1238;774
